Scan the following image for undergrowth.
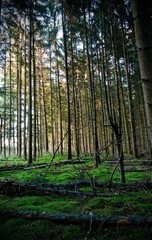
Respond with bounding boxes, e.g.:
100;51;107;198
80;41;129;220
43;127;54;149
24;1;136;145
0;153;152;239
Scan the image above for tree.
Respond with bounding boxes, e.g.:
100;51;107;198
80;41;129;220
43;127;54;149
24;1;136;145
82;0;100;167
28;0;33;164
62;0;72;160
132;0;152;155
0;0;151;163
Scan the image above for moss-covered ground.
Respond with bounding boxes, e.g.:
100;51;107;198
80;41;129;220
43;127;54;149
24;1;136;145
0;153;152;239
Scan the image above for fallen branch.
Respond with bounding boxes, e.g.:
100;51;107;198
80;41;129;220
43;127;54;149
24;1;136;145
0;181;112;198
1;180;152;192
0;210;152;226
0;160;90;172
0;163;49;172
45;131;69;174
125;168;152;172
1;180;152;198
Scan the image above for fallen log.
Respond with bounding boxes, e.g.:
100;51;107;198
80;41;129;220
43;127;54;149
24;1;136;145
0;160;90;172
0;181;112;198
32;180;152;190
125;168;152;172
0;163;49;172
31;187;111;197
0;210;152;226
53;159;90;166
1;180;152;198
1;180;152;193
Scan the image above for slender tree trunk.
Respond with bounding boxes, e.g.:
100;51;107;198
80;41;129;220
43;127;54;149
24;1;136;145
38;72;43;155
28;0;33;164
62;1;72;160
82;0;100;167
57;60;63;155
8;36;12;155
18;31;23;157
79;92;86;153
70;33;80;158
121;22;138;157
23;17;27;160
0;116;2;152
49;34;55;154
103;40;125;182
111;20;125;183
41;69;49;153
33;23;37;160
3;51;6;157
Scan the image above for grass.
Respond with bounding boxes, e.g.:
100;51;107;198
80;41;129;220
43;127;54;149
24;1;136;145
0;153;152;239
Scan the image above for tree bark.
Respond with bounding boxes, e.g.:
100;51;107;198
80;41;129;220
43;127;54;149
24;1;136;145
132;0;152;151
62;1;72;160
23;17;27;160
0;210;152;226
1;180;152;190
0;180;111;198
82;0;100;167
28;0;33;164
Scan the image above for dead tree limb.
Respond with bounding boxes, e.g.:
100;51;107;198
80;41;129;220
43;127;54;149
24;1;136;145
1;180;152;192
45;131;68;174
0;210;152;226
0;163;49;172
0;181;112;198
1;181;152;198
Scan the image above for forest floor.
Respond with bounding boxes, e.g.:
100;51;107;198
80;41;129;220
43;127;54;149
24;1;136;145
0;153;152;240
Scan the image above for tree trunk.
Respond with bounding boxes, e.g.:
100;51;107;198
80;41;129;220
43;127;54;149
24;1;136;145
70;33;80;158
132;0;152;151
82;0;100;167
121;24;138;157
18;29;23;157
62;1;72;160
3;49;6;157
8;35;12;155
33;22;37;160
49;40;55;154
1;210;152;226
28;0;33;164
23;17;27;160
41;72;49;153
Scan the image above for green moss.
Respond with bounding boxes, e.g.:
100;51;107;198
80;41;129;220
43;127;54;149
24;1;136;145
0;195;80;214
0;154;152;240
0;219;89;240
1;219;151;240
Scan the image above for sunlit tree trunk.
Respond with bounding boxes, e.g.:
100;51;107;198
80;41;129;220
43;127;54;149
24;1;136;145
121;21;138;157
23;17;27;160
62;1;72;160
28;0;33;164
70;33;80;158
33;22;37;160
57;59;63;155
18;30;23;157
41;68;49;153
8;35;12;155
49;33;55;154
111;20;125;183
38;71;43;155
97;46;109;155
82;0;100;167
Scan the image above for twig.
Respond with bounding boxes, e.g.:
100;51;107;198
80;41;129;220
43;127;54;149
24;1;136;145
44;131;68;175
